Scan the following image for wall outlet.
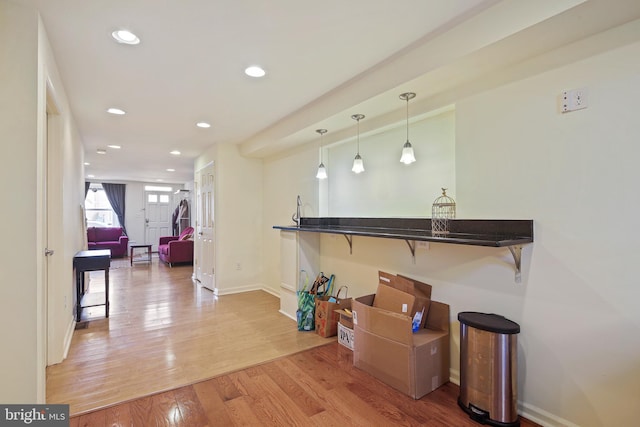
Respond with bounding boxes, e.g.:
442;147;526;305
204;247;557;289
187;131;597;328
561;87;588;113
416;241;430;250
235;262;241;270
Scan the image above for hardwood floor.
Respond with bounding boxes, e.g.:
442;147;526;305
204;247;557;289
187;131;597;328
53;257;540;426
70;342;541;427
46;257;330;415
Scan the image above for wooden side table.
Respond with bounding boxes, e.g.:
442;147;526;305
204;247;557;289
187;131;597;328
130;244;152;266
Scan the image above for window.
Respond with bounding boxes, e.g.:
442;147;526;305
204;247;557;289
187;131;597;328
144;185;173;192
85;184;120;227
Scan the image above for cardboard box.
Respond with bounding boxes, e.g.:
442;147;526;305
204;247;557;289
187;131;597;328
379;271;432;329
352;284;450;399
335;307;354;329
337;322;354;350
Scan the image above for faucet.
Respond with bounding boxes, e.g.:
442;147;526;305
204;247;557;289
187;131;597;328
291;195;302;226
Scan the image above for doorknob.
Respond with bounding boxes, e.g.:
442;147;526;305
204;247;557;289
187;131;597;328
45;248;54;256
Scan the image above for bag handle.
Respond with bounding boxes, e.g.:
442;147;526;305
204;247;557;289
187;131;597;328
335;285;348;299
299;270;309;292
310;272;329;295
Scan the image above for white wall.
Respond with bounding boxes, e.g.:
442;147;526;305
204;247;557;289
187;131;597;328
262;26;640;427
0;0;85;402
326;111;455;217
0;0;40;403
195;143;263;294
453;39;640;427
41;16;86;367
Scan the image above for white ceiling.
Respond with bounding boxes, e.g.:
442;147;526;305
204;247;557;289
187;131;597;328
14;0;640;183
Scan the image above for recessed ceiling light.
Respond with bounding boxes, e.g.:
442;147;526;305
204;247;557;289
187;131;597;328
111;30;140;45
87;174;95;178
170;150;181;156
107;145;121;149
96;149;107;154
107;108;126;115
166;168;175;172
245;66;266;78
196;121;211;128
84;162;90;166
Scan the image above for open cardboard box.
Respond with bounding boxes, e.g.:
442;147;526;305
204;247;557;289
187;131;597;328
379;271;432;329
352;274;450;400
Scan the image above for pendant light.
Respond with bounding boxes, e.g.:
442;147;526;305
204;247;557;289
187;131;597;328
399;92;417;165
315;128;328;179
351;114;365;174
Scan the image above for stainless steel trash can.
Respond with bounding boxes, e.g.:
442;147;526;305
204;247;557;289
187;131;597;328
458;312;520;427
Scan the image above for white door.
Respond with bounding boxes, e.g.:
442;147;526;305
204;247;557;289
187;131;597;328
197;163;215;291
194;178;202;283
145;191;171;251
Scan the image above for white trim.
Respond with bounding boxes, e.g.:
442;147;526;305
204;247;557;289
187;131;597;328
519;402;580;427
215;283;266;296
261;286;280;298
279;282;295;293
449;368;460;385
62;317;76;360
452;369;576;426
279;309;297;321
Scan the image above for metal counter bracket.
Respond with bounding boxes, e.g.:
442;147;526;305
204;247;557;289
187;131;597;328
405;240;416;263
508;245;523;283
343;234;353;255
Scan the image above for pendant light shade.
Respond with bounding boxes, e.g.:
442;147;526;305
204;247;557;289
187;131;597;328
399;92;417;165
351;114;365;174
315;128;328;179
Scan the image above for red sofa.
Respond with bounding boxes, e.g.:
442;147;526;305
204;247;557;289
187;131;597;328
158;227;194;267
87;227;128;258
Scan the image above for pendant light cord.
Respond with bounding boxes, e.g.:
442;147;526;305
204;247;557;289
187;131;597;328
406;97;409;141
356;119;360;154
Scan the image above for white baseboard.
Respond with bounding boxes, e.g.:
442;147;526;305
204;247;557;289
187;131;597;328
449;368;460;385
278;309;297;321
215;283;279;297
280;282;295;293
518;402;579;427
451;367;576;427
261;286;280;298
63;316;75;360
215;283;263;296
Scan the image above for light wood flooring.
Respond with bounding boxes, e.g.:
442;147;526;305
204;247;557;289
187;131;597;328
70;342;541;427
46;257;330;415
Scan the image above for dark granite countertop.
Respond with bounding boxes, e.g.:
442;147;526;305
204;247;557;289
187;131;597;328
273;217;533;247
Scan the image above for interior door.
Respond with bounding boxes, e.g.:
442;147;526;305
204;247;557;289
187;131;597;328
198;163;215;291
145;191;171;251
194;178;202;283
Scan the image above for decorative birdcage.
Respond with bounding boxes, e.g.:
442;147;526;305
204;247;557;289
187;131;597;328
432;188;456;235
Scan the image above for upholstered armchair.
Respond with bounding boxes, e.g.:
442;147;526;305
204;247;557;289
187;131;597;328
158;226;194;267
